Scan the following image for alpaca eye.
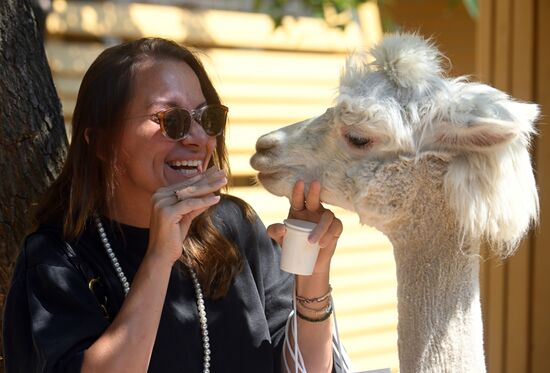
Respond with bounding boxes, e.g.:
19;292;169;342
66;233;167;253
345;133;371;148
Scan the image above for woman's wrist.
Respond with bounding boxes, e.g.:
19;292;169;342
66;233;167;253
294;284;333;323
296;268;330;291
143;248;177;270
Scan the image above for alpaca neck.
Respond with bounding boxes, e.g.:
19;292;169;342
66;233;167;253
354;156;486;372
389;225;485;373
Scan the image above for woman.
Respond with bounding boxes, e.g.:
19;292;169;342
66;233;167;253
3;38;343;373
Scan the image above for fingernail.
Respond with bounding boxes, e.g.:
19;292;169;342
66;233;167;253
308;233;318;243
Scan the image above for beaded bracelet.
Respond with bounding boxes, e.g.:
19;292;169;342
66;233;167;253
297;296;332;315
295;285;332;304
296;300;333;323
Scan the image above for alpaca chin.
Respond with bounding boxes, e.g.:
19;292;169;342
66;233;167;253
256;171;295;199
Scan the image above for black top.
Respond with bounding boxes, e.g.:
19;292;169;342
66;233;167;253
3;197;296;373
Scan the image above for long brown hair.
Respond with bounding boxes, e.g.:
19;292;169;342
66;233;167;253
36;38;251;298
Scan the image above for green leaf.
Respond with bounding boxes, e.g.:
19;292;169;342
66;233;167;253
462;0;479;19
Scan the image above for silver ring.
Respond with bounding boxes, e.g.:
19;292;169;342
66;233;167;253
174;190;182;202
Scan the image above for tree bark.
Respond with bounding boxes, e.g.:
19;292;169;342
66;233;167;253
0;0;67;364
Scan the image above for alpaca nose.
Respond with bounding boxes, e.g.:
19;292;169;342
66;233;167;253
255;132;281;153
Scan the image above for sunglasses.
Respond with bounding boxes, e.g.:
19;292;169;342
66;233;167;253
149;104;228;141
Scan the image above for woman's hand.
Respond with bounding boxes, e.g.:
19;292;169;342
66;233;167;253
267;180;343;274
147;167;227;265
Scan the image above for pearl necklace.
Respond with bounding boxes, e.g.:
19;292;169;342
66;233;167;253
94;217;211;373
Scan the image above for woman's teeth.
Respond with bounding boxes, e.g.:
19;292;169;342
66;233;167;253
168;160;202;175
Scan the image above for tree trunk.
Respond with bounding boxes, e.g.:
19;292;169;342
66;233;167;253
0;0;67;364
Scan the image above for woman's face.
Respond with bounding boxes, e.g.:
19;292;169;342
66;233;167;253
115;59;217;204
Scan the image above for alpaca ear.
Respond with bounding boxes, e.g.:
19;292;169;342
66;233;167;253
431;84;539;151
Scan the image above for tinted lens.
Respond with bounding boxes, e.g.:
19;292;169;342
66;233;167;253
162;108;191;140
200;105;227;136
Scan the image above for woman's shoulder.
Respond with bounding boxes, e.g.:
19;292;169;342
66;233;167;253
20;224;73;270
217;194;258;222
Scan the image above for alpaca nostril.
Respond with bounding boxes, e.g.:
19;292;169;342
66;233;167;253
255;133;280;153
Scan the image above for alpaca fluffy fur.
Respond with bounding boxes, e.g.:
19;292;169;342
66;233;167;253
338;33;539;257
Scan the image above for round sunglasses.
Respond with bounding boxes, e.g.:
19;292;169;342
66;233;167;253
149;104;228;141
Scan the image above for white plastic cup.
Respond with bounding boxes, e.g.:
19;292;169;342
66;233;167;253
280;219;320;275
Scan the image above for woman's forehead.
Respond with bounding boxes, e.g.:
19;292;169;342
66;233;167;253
130;60;205;109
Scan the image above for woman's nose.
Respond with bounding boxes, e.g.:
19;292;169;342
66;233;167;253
181;121;210;145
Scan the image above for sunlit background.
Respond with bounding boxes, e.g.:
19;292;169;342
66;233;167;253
42;1;550;372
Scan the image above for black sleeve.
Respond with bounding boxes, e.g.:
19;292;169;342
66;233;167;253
214;197;294;372
209;196;348;373
250;214;294;369
3;232;110;373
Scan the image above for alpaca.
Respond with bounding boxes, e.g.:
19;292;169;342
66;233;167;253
250;33;539;373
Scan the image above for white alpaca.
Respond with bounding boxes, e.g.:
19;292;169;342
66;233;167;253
250;33;539;373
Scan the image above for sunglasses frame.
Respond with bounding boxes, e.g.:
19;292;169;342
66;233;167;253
149;104;228;141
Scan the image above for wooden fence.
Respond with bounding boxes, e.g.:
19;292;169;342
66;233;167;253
477;0;550;372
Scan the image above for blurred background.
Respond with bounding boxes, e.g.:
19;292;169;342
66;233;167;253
39;1;549;372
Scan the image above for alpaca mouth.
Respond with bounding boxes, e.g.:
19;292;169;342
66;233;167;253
256;170;288;186
256;171;282;183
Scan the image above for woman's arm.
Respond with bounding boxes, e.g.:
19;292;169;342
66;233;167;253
82;168;227;372
292;271;334;373
269;180;343;373
81;253;172;373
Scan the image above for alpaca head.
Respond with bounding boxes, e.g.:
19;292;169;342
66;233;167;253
250;33;539;256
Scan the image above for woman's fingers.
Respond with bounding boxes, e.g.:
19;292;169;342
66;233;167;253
308;209;335;243
152;168;225;226
291;179;322;213
174;175;227;200
305;180;322;212
267;223;286;246
287;179;342;247
290;180;306;212
155;171;227;204
181;195;221;221
318;216;343;248
175;194;221;214
156;192;221;217
157;167;225;198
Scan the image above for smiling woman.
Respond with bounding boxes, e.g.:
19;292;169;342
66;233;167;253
3;37;347;373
